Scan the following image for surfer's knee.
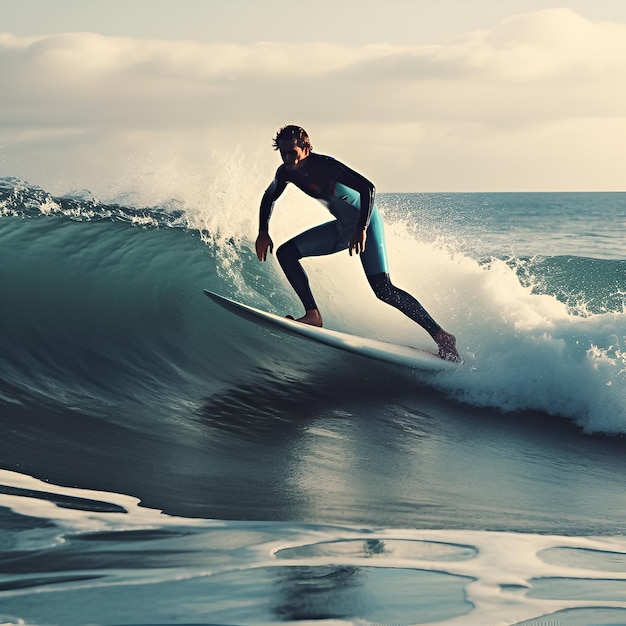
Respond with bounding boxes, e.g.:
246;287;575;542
276;240;302;268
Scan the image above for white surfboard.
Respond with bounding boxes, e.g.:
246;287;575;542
204;290;456;371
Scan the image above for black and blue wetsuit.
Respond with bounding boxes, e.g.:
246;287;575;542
259;153;442;339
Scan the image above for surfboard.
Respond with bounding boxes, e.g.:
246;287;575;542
204;290;456;371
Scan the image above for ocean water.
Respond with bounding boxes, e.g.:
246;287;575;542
1;175;625;625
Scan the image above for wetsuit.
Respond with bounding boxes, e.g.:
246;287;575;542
259;153;442;339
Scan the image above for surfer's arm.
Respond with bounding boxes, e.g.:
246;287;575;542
332;160;375;255
258;168;288;233
333;161;375;231
256;169;287;261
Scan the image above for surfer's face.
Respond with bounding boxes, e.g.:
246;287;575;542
278;138;310;171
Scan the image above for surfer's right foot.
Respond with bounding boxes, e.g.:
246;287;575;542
287;309;323;327
435;330;461;362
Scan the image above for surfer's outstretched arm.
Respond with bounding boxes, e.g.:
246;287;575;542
256;171;288;261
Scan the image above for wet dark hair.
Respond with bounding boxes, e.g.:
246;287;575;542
272;125;312;151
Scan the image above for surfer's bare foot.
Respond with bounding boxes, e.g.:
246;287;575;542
435;329;461;362
287;309;323;327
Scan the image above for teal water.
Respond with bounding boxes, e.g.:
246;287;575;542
382;191;625;260
1;178;625;625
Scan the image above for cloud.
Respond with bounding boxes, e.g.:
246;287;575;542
1;8;625;192
478;8;626;80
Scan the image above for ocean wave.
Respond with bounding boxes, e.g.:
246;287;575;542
1;178;625;434
510;255;626;316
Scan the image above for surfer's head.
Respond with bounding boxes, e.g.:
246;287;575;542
274;125;311;171
273;125;312;152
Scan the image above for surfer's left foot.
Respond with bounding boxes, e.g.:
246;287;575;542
287;309;323;327
435;330;461;362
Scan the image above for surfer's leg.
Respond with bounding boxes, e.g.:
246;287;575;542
276;221;343;327
361;213;439;338
362;210;460;361
367;272;459;361
366;273;440;338
275;240;322;326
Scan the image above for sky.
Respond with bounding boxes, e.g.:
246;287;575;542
1;0;626;192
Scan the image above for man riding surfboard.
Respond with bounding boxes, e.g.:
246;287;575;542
255;125;460;362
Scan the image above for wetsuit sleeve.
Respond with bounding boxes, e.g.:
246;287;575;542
259;167;288;232
332;160;376;230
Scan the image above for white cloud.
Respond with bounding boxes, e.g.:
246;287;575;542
1;8;625;192
462;8;626;81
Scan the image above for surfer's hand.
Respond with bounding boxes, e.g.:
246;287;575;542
349;228;366;256
255;232;273;261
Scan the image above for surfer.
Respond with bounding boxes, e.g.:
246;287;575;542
255;125;460;362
